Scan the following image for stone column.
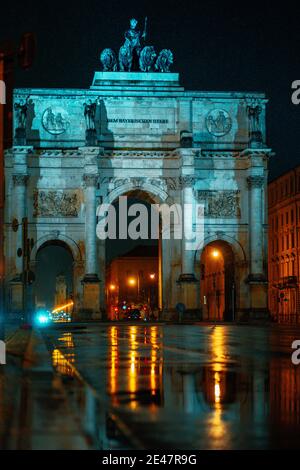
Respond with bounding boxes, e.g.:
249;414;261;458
177;175;199;315
247;175;265;280
82;173;101;319
10;171;29;314
83;174;98;277
9;146;32;315
12;174;28;275
247;174;268;317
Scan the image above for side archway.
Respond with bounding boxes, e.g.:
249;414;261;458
31;234;83;317
195;236;246;322
194;233;247;266
31;233;83;263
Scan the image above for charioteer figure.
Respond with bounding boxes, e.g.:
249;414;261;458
119;17;147;71
124;18;146;57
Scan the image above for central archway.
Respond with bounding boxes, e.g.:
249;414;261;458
105;189;163;320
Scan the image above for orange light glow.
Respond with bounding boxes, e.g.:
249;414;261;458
128;277;136;286
212;249;220;258
52;300;74;314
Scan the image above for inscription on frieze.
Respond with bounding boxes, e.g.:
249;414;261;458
107;118;169;124
197;190;241;217
100;106;175;133
33;190;80;217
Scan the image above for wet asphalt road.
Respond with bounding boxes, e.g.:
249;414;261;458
42;323;300;449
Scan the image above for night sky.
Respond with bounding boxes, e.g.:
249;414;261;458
1;0;300;179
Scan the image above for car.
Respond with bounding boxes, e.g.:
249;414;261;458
126;308;141;320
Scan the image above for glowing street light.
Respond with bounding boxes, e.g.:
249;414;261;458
128;277;136;286
109;284;116;291
212;249;220;258
149;273;155;280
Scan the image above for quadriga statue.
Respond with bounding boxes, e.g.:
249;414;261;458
100;48;117;71
119;42;132;71
155;49;174;72
139;46;156;72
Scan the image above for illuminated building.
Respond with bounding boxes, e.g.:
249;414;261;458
3;21;272;320
268;166;300;323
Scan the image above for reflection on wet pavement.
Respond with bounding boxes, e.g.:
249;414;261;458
46;324;300;449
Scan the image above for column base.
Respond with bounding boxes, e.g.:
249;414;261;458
82;273;100;283
9;277;24;317
243;276;270;322
238;308;271;322
81;274;101;320
246;273;267;283
176;273;200;317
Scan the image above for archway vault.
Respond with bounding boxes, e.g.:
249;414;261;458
31;233;83;262
194;233;247;269
104;181;171;206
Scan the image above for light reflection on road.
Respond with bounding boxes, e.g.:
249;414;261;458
48;324;300;449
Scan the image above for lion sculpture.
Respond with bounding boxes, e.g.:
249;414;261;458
119;43;133;72
155;49;173;73
139;46;156;72
100;48;117;72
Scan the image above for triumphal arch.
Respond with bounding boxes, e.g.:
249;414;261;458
4;19;272;321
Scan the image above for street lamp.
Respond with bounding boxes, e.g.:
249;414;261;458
211;248;220;323
128;276;140;302
149;273;156;308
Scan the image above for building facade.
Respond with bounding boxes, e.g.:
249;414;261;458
4;67;272;321
106;245;158;319
268;166;300;323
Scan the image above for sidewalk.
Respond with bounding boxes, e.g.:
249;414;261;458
1;326;91;450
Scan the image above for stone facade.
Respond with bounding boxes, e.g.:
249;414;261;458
268;166;300;323
4;72;272;320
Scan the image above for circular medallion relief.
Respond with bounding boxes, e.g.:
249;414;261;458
205;109;232;137
42;106;70;135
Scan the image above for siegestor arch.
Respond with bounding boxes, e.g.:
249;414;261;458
31;233;83;262
194;233;247;269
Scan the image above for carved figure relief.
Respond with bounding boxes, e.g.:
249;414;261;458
42;106;70;135
205;109;232;137
33;190;80;217
197;190;241;217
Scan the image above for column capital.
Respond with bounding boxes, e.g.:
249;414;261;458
83;174;98;187
12;174;29;186
179;175;196;188
247;175;265;189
